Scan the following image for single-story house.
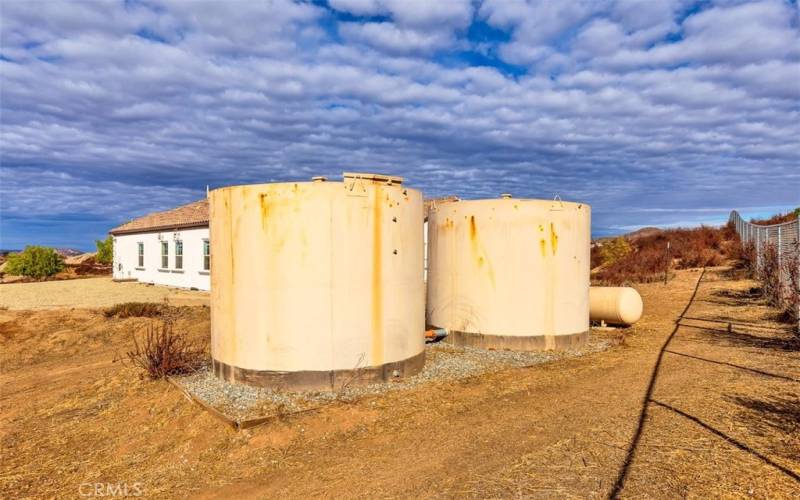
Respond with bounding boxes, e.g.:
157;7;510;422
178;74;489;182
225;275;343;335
110;199;210;291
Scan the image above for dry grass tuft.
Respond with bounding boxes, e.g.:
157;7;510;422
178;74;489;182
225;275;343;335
104;302;164;319
125;319;206;379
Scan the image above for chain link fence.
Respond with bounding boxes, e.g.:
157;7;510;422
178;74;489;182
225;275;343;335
729;210;800;331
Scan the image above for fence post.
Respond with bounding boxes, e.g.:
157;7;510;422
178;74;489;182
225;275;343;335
756;227;761;270
777;225;782;287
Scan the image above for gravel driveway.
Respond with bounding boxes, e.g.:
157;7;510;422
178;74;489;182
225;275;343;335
0;277;209;310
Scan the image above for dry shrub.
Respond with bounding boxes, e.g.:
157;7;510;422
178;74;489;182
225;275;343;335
590;244;604;269
750;208;799;226
594;245;668;285
728;238;756;275
778;253;799;330
680;247;723;268
758;243;783;309
126;319;206;379
104;302;163;319
599;237;632;266
593;224;737;285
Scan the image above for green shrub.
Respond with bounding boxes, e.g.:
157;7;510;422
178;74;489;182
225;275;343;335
95;235;113;264
5;246;64;279
599;237;632;265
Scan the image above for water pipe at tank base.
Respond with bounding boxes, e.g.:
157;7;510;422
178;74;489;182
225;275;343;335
424;327;448;342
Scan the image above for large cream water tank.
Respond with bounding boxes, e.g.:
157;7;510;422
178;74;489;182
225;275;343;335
426;196;591;350
209;173;425;390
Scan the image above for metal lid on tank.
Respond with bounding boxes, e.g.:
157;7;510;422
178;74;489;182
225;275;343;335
343;172;404;185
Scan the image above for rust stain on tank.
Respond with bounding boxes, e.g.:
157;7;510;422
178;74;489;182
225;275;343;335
371;186;384;365
550;223;559;256
469;215;477;240
540;238;547;257
468;215;496;287
259;193;270;232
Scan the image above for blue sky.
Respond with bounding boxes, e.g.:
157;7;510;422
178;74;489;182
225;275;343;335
1;0;798;250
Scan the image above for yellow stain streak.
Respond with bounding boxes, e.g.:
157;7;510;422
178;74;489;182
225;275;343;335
550;222;559;256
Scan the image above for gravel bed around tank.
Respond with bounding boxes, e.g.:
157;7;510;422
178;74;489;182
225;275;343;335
173;332;614;422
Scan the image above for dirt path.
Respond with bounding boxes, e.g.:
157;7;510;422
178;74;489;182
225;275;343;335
2;268;798;498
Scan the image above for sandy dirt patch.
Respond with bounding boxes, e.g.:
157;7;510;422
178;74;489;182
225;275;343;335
0;277;209;310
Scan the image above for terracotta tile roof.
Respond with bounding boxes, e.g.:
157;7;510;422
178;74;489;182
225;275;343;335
110;199;209;235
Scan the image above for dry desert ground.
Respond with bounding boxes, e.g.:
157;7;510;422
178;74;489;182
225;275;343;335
1;268;798;498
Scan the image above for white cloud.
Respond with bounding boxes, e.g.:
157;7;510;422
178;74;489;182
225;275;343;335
339;21;456;54
0;0;798;245
573;20;626;57
331;0;473;28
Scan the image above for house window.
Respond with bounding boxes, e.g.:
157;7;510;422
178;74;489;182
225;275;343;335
203;239;210;271
175;240;183;270
161;241;168;269
137;242;144;267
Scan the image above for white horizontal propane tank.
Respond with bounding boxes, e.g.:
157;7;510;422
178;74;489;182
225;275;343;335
589;287;643;326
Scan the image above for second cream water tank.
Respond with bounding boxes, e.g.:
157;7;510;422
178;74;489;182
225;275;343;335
426;196;591;350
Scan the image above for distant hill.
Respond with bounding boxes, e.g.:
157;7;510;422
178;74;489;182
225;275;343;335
55;248;84;257
593;226;663;246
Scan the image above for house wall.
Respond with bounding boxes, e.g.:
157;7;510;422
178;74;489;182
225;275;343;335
112;227;210;291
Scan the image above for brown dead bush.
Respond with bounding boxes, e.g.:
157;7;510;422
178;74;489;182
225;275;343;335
593;224;738;285
125;319;206;379
778;253;799;331
594;245;668;285
104;302;164;319
750;209;799;226
758;243;783;309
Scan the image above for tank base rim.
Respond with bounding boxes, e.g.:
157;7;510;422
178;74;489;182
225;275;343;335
445;329;589;351
211;350;426;392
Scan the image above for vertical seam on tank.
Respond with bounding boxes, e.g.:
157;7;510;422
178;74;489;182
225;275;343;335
329;193;335;380
450;208;456;330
